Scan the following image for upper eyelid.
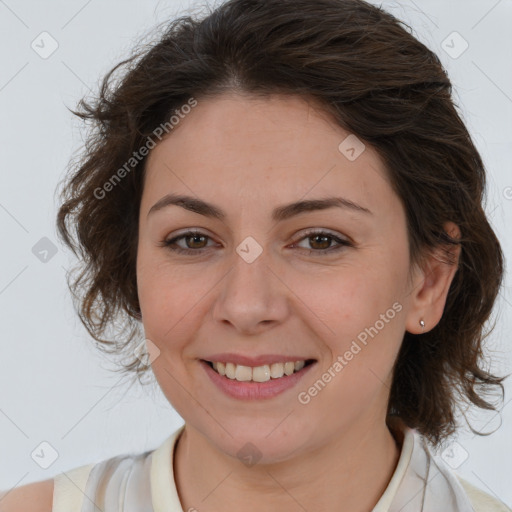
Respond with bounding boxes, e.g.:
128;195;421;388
165;228;352;247
166;227;347;240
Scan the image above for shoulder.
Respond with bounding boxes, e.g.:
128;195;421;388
52;462;95;511
0;430;182;512
457;475;512;512
0;462;95;512
0;478;54;512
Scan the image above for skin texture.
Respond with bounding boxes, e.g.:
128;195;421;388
0;479;53;511
136;92;460;512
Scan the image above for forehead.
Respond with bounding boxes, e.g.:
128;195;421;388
141;93;396;221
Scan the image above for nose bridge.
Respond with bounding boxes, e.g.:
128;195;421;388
211;238;289;332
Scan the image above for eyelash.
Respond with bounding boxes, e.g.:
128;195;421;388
161;229;352;256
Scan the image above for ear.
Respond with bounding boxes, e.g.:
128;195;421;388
405;221;461;334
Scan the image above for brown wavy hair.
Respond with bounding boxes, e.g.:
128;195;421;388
55;0;507;446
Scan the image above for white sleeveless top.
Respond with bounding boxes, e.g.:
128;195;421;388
52;423;511;512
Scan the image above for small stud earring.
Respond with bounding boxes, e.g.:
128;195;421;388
419;319;425;330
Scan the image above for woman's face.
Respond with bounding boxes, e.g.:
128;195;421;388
136;92;419;462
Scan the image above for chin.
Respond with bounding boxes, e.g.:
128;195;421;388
225;435;303;466
204;418;315;465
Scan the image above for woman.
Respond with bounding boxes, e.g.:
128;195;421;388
2;0;509;510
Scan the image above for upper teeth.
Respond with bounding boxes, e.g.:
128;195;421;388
212;360;306;382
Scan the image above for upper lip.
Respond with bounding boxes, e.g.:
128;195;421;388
202;353;316;366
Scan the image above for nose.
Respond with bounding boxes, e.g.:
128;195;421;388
211;248;290;335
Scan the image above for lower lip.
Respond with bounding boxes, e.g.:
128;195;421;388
200;360;316;400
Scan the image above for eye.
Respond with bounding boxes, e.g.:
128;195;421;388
160;228;352;256
161;230;216;255
290;228;352;255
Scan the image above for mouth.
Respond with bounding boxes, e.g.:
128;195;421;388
201;358;316;383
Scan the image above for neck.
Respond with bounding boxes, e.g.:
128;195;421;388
174;416;402;512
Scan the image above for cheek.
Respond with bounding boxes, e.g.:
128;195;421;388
136;249;201;346
300;261;406;378
300;273;404;420
299;264;403;335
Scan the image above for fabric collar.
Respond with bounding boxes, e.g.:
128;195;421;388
151;420;475;512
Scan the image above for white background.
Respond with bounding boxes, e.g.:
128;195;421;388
1;0;511;507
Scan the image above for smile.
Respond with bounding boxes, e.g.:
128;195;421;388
206;359;315;382
200;359;317;400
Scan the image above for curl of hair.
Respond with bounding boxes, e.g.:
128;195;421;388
56;0;507;445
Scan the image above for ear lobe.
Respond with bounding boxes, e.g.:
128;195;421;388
405;221;461;334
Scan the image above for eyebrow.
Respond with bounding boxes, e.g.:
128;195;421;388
147;193;372;221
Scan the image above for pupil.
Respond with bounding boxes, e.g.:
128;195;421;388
311;235;330;249
186;234;332;250
189;235;205;248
